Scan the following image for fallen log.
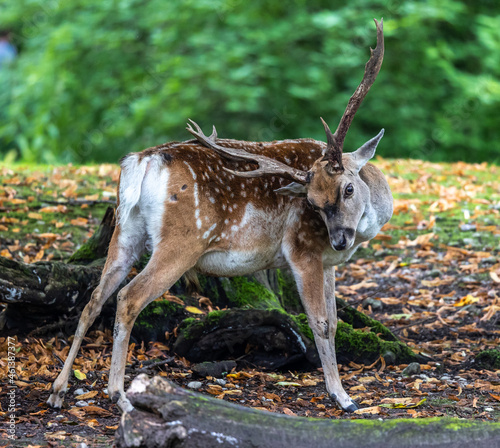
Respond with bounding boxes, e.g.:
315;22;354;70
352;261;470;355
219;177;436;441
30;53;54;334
0;256;102;332
0;208;116;333
115;375;500;448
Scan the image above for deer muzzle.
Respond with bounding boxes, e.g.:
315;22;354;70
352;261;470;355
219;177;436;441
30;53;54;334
329;227;355;251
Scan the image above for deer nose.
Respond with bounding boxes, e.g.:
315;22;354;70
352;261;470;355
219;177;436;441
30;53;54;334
334;234;347;251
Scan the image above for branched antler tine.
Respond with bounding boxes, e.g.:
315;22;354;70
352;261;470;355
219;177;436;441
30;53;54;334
186;120;308;183
320;117;335;148
187;118;203;135
324;18;384;172
187;120;248;162
209;125;218;140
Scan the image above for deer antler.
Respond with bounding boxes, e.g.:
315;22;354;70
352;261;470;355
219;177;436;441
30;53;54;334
323;18;384;174
186;119;309;184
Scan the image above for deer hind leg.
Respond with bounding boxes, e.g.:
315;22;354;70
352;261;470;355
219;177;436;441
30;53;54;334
288;257;358;413
107;246;203;412
47;222;146;409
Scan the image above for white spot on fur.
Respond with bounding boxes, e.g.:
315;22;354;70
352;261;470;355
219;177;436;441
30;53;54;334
183;161;197;180
203;223;217;239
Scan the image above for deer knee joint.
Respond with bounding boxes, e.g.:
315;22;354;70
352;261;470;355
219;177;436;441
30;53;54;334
311;320;330;339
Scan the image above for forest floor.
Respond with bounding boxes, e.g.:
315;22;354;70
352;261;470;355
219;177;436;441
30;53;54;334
0;159;499;447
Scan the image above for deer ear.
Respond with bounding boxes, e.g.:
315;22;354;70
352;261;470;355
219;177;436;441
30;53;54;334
275;182;308;197
351;129;384;172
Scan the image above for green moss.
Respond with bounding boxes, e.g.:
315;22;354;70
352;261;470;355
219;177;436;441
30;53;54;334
475;349;500;370
222;276;281;309
337;298;397;342
290;313;314;341
197;275;220;301
177;311;226;341
276;269;302;312
138;300;184;321
133;300;187;342
335;322;417;365
68;239;100;263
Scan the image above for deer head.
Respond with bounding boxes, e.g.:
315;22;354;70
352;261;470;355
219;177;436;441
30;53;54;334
187;19;385;252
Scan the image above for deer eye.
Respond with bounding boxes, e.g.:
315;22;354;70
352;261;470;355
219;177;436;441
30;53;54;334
345;183;354;196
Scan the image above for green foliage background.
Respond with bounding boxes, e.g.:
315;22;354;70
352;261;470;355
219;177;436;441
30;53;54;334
1;0;499;164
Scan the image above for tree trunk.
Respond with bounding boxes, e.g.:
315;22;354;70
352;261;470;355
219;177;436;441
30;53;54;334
115;375;500;448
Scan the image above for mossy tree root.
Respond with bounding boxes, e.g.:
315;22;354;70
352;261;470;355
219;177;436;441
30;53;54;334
115;375;500;448
173;309;320;370
173;308;422;367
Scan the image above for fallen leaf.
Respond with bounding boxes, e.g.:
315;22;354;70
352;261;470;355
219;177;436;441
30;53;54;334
282;407;297;416
81;406;113;417
354;405;381;415
489;393;500;402
70;217;88;227
75;390;98;400
74;369;87;380
185;306;205;315
490;271;500;283
454;295;479;307
380;398;427;409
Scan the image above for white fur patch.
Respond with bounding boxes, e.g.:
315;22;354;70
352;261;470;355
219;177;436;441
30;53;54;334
139;157;169;250
117;154;149;225
116;154;169;254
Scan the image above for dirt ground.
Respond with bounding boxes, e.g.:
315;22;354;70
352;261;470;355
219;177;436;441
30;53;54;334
1;264;499;447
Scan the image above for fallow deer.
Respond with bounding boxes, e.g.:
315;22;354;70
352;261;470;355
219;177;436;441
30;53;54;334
48;19;391;413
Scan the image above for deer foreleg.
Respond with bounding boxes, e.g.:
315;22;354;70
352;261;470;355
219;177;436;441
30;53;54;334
322;266;359;412
289;257;358;412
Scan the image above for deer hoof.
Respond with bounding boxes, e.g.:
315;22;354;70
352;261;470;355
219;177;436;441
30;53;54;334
343;401;359;413
110;391;121;404
117;396;134;413
110;390;134;413
47;391;64;408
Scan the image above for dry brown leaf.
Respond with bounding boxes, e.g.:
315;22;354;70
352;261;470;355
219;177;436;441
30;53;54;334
75;390;98;400
354;405;381;415
80;406;112;417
